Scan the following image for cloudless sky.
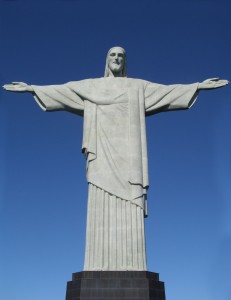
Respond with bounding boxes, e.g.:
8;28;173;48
0;1;230;300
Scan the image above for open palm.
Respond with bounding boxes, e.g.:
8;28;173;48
2;82;33;93
198;78;229;90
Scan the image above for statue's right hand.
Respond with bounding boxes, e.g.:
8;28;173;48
2;82;33;93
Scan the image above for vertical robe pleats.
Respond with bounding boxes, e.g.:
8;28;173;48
84;184;147;271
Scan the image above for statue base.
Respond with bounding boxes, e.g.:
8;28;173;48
65;271;166;300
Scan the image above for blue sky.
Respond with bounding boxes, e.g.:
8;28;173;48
0;1;230;300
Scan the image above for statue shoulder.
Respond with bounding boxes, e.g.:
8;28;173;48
65;78;99;88
66;77;152;90
126;78;150;89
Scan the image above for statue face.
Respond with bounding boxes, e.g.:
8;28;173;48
107;47;125;75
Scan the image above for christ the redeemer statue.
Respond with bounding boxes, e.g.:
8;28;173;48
3;47;228;272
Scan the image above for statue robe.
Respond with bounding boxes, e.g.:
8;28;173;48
32;77;198;270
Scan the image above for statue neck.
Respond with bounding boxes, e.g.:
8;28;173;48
108;69;123;78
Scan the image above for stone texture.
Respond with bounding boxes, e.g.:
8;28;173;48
65;271;166;300
3;49;228;274
30;78;199;271
84;184;146;271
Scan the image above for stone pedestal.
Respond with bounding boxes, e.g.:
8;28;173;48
65;271;166;300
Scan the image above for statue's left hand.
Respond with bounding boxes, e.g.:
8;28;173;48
2;82;34;93
198;78;229;90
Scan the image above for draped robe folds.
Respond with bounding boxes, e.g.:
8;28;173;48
32;77;198;270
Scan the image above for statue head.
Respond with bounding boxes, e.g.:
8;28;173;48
104;46;127;77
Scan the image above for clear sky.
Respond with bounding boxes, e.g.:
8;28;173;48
0;1;230;300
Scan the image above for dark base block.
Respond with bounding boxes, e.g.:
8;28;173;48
65;271;166;300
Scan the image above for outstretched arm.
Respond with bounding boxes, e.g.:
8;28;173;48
145;77;229;116
198;78;229;90
2;81;84;115
2;82;34;93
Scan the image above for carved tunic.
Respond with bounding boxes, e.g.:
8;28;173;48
32;77;198;270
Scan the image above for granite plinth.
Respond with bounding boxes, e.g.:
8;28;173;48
65;271;166;300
